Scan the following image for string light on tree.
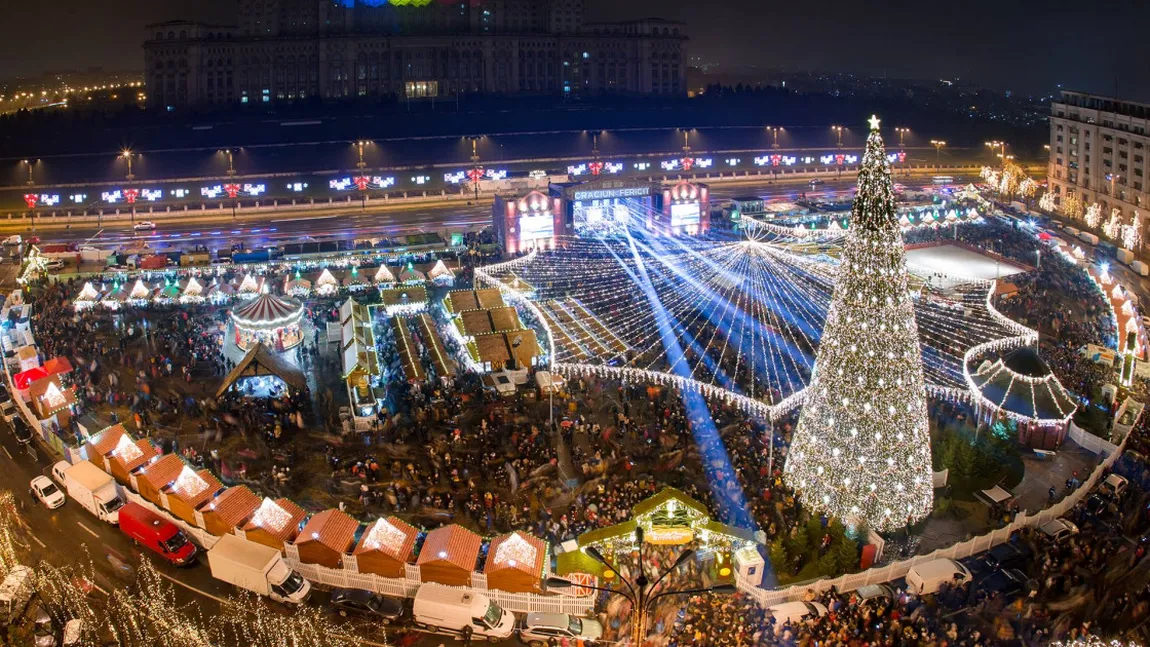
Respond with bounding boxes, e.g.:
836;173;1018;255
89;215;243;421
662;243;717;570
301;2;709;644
783;115;934;532
1038;192;1056;212
1124;211;1143;251
1104;208;1123;240
1085;202;1103;229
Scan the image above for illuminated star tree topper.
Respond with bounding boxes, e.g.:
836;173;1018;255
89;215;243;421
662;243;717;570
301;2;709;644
783;115;934;532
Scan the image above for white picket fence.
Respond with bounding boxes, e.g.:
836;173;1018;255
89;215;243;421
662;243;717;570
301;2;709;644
283;544;594;615
736;429;1127;608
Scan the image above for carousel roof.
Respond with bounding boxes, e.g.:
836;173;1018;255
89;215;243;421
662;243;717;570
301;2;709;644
972;346;1078;422
232;293;303;328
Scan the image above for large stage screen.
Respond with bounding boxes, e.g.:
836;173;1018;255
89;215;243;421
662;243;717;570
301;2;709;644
519;213;555;240
671;202;701;227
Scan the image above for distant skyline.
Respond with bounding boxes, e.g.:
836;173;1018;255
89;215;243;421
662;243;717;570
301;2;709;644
2;0;1149;101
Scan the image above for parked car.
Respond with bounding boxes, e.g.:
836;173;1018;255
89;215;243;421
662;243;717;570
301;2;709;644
520;612;604;647
10;417;32;445
906;559;972;595
50;461;70;487
1039;518;1080;542
854;584;895;602
30;476;65;509
329;588;404;624
980;568;1030;597
2;236;21;246
766;601;828;624
44;260;65;271
978;542;1031;572
133;221;156;231
1103;473;1130;497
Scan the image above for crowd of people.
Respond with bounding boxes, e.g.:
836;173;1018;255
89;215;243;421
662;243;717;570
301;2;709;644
18;210;1149;646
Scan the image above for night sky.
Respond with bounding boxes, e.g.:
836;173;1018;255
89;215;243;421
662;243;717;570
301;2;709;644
3;0;1149;100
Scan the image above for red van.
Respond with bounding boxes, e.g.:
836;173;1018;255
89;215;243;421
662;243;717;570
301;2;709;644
118;502;198;567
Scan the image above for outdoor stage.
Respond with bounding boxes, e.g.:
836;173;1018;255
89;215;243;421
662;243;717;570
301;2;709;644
905;243;1028;281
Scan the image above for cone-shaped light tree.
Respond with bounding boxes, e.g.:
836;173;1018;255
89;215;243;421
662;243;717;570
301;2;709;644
783;115;933;532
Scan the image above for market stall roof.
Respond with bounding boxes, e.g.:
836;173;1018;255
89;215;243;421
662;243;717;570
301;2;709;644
459;307;522;337
971;346;1078;422
354;516;419;560
428;260;455;282
166;466;222;508
445;288;505;313
417;525;482;570
42;357;74;376
373;265;396;284
244;497;307;542
296;509;360;553
977;485;1014;506
380;286;428;308
484;531;546;576
87;423;127;457
632;487;710;519
29;375;76;415
138;454;184;491
13;366;49;390
216;343;307;397
232;293;304;330
203;486;262;527
129;280;152;300
110;436;157;473
472;330;539;370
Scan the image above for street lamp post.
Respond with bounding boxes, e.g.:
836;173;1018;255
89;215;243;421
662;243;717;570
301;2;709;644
769;126;780;149
930;140;946;167
547;527;737;646
22;160;35;232
895;127;909;149
356;140;370;210
222;149;239;218
832;125;844;148
984;140;1007;163
121;150;136;223
469;137;482;200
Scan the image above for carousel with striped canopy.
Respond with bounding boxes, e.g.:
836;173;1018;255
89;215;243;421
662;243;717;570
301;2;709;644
231;292;305;352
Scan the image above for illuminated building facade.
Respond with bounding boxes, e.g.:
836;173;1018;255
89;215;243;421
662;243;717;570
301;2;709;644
144;0;686;109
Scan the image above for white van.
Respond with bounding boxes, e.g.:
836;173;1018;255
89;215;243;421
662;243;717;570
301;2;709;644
905;558;972;595
412;583;516;642
766;601;827;624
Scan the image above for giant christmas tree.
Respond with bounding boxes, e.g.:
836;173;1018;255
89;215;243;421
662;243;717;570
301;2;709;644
783;115;933;532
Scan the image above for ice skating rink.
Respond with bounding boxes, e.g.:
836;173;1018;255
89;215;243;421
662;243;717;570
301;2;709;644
905;244;1027;280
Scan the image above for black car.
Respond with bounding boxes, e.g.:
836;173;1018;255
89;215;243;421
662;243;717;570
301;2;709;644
10;417;32;445
0;384;12;406
329;588;405;624
980;568;1029;597
978;543;1031;572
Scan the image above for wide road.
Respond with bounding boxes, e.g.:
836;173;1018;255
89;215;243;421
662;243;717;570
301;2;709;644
11;174;976;255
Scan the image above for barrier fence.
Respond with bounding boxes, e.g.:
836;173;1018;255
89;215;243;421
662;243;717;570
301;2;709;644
736;426;1127;608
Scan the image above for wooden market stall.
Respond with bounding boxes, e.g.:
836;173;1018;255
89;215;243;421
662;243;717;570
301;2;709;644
199;486;262;536
471;329;540;372
83;423;127;475
444;288;505;314
28;375;77;424
134;454;185;507
352;516;420;578
163;466;223;525
242;497;307;552
106;434;158;486
417;524;482;586
293;509;360;569
483;531;548;593
392;319;426;383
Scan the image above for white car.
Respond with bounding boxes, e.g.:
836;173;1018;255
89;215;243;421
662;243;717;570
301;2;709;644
133;221;156;231
767;601;828;624
1039;518;1079;542
30;475;65;509
520;612;604;647
44;260;65;271
50;461;70;487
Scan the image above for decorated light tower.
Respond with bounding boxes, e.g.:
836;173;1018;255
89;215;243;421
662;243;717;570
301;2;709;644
784;115;933;532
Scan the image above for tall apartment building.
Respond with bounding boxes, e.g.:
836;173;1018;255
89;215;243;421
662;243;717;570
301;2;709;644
144;0;686;109
1048;90;1150;222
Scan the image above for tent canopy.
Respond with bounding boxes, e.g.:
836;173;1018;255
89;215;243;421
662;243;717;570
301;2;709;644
216;343;307;397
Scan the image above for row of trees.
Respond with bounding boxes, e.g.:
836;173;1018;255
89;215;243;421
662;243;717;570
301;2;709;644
981;163;1144;252
0;491;376;647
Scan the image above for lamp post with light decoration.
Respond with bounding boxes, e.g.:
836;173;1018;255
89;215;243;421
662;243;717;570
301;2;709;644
546;527;736;647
